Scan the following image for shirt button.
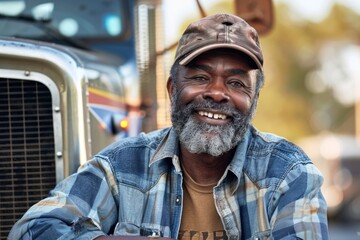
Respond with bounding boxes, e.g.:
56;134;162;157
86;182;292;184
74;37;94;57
175;196;181;205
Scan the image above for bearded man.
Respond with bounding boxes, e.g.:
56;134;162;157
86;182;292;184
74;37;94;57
9;14;329;240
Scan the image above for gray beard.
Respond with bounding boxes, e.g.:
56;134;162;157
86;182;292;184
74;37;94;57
171;91;257;157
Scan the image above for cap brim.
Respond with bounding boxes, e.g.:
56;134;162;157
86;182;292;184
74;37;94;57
179;43;263;71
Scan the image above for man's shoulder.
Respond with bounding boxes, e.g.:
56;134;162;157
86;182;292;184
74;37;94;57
248;127;311;164
91;128;173;187
95;128;171;161
244;127;314;184
99;128;169;151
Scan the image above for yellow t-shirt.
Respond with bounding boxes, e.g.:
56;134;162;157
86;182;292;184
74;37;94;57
178;167;227;240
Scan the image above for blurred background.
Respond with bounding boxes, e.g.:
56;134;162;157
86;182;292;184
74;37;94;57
159;0;360;238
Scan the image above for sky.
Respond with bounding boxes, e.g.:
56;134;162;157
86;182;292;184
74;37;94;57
162;0;360;43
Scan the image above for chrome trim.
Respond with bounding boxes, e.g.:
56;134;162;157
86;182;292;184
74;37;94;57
0;69;64;183
0;38;90;174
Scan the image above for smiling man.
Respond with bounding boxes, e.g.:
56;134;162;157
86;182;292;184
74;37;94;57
9;14;329;240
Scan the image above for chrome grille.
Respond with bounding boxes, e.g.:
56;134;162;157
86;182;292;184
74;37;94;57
0;78;56;239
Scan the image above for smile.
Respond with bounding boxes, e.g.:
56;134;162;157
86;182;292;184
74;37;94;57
198;111;227;120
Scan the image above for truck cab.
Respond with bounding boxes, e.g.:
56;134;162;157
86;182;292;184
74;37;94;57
0;0;161;238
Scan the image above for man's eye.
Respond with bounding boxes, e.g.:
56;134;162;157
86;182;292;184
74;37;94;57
229;80;245;88
192;76;208;82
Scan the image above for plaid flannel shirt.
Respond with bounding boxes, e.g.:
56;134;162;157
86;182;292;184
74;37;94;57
9;126;328;240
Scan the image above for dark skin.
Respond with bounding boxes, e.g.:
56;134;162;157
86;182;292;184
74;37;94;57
96;49;258;239
168;49;258;185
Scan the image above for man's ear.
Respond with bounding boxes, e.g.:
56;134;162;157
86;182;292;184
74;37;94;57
167;77;174;101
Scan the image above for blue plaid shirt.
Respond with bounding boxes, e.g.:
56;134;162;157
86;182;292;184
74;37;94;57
9;126;328;240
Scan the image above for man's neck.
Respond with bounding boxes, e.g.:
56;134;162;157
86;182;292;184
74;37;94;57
179;144;235;185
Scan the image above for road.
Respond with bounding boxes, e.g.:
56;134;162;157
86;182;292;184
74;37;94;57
329;220;360;240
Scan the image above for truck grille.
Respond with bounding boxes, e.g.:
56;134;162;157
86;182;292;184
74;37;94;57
0;78;56;239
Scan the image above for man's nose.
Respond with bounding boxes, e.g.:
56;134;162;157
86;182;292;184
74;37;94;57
202;81;230;103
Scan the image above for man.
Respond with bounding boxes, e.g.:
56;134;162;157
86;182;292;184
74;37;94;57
9;13;328;240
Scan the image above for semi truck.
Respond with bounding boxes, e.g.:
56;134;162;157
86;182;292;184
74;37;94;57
0;0;272;238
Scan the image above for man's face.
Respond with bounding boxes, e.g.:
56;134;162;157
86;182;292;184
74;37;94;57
169;49;260;156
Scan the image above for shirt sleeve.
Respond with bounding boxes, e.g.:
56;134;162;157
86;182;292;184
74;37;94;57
8;157;119;240
270;163;329;239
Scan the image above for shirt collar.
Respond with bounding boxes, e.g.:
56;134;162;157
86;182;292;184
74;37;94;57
149;128;182;171
149;126;253;191
220;127;252;194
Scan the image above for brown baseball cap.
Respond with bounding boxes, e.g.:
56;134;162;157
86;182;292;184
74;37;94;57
174;13;263;71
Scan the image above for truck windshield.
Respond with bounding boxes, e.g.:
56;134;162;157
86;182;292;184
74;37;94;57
0;0;128;44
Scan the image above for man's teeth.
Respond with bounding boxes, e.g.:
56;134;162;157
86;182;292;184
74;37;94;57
198;111;227;120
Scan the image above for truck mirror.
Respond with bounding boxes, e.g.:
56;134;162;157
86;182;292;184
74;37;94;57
234;0;274;35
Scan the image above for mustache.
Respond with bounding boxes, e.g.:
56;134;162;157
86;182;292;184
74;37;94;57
181;99;244;120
